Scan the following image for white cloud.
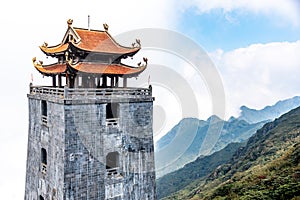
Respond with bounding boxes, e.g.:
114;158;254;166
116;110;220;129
210;40;300;118
182;0;300;26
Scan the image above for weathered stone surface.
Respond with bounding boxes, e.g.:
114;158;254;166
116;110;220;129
25;90;156;200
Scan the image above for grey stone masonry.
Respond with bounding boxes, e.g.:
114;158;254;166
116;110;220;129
25;86;156;200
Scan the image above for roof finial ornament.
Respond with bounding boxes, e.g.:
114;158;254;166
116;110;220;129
32;57;43;67
132;39;141;48
42;42;48;48
103;23;109;31
67;19;73;27
137;57;148;67
88;15;90;30
136;39;141;47
143;57;148;64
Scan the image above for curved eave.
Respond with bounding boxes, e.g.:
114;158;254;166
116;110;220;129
39;43;69;56
68;62;146;77
33;62;67;76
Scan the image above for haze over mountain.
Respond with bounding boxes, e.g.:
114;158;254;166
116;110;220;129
155;96;300;178
163;106;300;199
238;96;300;123
155;117;264;178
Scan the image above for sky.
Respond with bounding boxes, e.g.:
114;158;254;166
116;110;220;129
0;0;300;199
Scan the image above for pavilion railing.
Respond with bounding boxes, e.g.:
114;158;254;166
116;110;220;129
29;84;152;99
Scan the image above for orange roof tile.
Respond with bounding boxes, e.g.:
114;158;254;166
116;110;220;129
33;60;145;77
39;27;140;55
34;63;67;76
69;62;146;76
73;28;140;54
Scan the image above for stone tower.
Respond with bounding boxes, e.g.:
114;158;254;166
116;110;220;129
25;19;156;200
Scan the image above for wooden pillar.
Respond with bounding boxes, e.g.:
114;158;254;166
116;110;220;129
115;77;119;87
102;76;107;87
93;76;97;88
58;75;62;88
97;77;101;88
82;76;87;88
87;76;91;88
69;75;74;88
111;76;114;87
123;77;127;88
52;76;56;87
75;76;79;88
66;73;69;87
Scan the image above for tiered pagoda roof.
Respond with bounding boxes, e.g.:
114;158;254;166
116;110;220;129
40;28;140;55
33;19;147;78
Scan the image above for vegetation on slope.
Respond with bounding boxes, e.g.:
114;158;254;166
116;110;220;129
164;106;300;200
156;142;244;199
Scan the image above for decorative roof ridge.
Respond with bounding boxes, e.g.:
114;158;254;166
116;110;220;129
73;27;106;33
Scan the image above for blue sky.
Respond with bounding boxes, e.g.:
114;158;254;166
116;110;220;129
170;0;300;119
0;0;300;199
178;7;300;51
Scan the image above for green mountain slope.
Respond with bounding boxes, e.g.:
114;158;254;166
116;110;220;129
156;142;245;199
165;106;300;200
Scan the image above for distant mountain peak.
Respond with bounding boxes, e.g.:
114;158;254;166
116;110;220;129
207;115;222;123
238;96;300;123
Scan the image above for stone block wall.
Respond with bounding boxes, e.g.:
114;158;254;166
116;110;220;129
25;98;65;200
25;94;156;200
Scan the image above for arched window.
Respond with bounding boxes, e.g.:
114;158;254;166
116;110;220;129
41;100;47;117
41;148;47;174
41;148;47;165
39;195;44;200
106;103;119;126
106;152;119;169
106;103;119;119
41;100;48;125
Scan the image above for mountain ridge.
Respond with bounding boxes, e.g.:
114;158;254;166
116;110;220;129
164;106;300;199
155;117;265;178
155;96;300;178
238;96;300;123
